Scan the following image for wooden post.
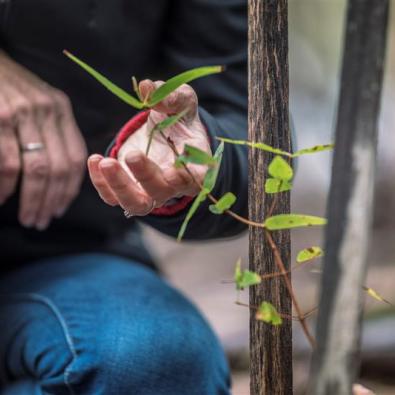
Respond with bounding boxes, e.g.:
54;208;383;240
248;1;292;394
309;1;389;394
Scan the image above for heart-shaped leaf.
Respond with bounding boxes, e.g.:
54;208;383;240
265;178;292;194
234;259;261;290
209;192;236;214
256;302;282;325
268;156;293;181
296;246;324;263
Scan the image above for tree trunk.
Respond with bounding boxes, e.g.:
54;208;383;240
248;1;292;394
309;1;389;394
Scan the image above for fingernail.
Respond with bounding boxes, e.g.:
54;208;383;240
99;159;115;169
36;220;50;231
126;152;143;165
54;207;67;218
21;216;35;228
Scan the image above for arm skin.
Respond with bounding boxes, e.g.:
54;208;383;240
138;0;248;240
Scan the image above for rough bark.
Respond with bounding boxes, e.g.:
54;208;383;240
309;1;389;394
248;1;292;394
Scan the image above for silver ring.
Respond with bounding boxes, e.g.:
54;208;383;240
21;142;45;153
123;199;157;218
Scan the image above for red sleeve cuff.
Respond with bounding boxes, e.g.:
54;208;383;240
109;111;193;216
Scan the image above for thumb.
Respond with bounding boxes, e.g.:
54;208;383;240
139;79;198;123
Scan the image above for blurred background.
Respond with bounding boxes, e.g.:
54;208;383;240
141;1;395;394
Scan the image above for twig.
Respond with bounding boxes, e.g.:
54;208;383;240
265;230;316;348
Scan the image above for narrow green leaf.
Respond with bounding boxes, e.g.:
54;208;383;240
177;188;209;242
217;137;291;157
264;214;327;230
146;111;187;155
147;66;224;107
175;145;217;168
63;50;144;109
363;286;393;306
265;178;293;194
293;144;334;157
268;156;293;181
296;246;324;263
256;302;282;325
234;260;261;290
209;192;236;214
203;142;224;192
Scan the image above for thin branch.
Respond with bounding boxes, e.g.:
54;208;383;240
265;230;316;348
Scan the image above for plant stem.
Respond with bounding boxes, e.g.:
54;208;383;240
265;230;316;348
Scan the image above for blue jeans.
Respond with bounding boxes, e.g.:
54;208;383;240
0;254;230;395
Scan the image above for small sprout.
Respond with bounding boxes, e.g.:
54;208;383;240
268;156;293;181
234;259;261;290
64;50;224;110
296;247;324;263
132;76;143;101
265;178;292;194
256;301;282;325
264;214;327;230
209;192;236;214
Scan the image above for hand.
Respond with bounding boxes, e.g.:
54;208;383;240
353;384;375;395
0;51;87;230
88;80;211;216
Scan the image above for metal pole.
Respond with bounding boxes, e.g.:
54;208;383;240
309;1;389;393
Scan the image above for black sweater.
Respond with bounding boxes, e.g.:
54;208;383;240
0;0;248;271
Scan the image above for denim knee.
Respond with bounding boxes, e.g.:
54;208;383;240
0;295;78;394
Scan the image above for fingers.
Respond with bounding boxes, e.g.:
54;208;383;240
52;91;87;216
16;103;49;228
87;155;118;206
139;79;198;122
0;99;20;204
34;94;69;229
98;158;153;214
124;151;174;205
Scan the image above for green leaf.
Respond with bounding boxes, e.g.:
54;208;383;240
177;188;209;242
268;156;293;181
256;302;282;325
203;142;224;192
296;246;324;263
293;144;334;157
176;143;224;241
264;214;327;230
209;192;236;214
217;137;334;159
217;137;291;157
363;286;393;306
265;178;293;194
63;50;144;109
175;145;217;168
147;66;224;107
234;260;261;290
146;110;188;155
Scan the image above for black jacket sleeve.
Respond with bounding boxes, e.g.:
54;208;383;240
138;0;248;240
